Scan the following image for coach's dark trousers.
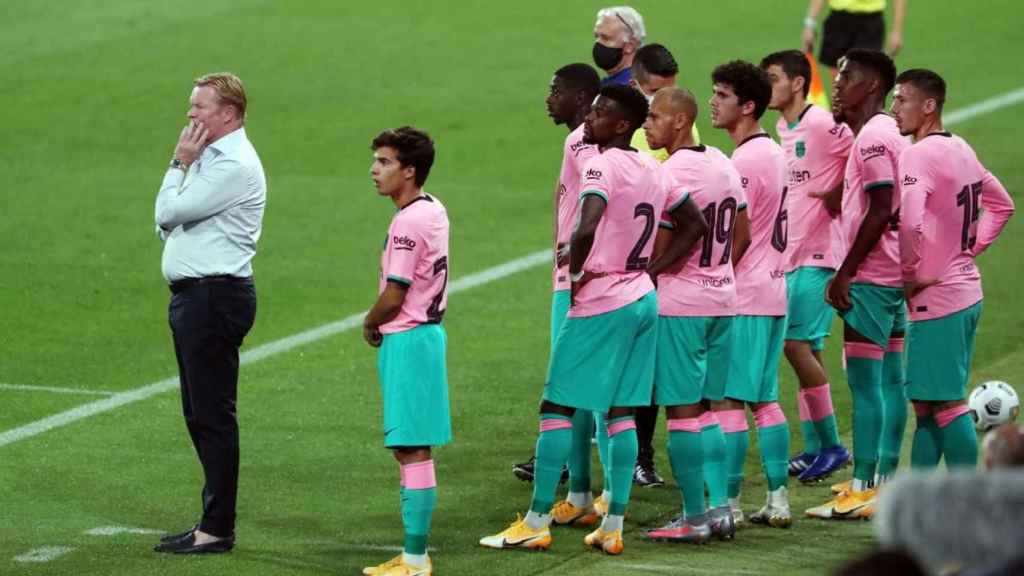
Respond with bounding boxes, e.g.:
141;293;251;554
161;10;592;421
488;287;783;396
168;276;256;538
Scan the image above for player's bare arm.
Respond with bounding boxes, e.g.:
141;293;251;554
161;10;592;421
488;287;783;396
827;185;893;309
569;195;608;304
363;282;409;347
730;207;752;265
647;197;708;278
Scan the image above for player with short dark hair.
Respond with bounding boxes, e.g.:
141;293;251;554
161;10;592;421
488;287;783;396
891;69;1014;471
807;49;906;520
762;49;853;484
708;60;793;528
362;126;450;576
481;83;664;556
537;62;613;526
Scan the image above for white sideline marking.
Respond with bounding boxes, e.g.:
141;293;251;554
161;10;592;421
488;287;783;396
0;249;552;448
85;526;164;536
14;546;73;563
0;383;114;396
1;85;1022;451
945;87;1024;126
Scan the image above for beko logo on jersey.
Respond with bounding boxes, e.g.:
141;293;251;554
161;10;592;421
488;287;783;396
570;140;591;156
902;175;918;186
585;168;602;180
860;144;887;161
393;235;417;251
789;169;812;185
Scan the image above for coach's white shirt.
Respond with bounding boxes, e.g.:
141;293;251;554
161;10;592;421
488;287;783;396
155;127;266;283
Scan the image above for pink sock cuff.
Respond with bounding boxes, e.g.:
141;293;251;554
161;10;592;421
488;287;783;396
717;410;749;433
698;411;719;429
886;337;905;353
935;404;970;428
606;419;637;437
797;392;812;421
914;403;931;418
539;418;573;433
754;403;787;428
802;384;835;421
667;418;702;433
845;342;885;360
402;460;437;490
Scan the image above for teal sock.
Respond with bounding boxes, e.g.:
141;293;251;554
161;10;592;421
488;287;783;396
401;486;435;555
812;414;842;449
530;414;573;514
800;419;821;455
846;355;883;482
668;428;705;518
701;423;728;508
878;349;907;475
568;410;594;493
595;412;611;492
607;417;638;516
757;423;790;491
911;415;942;469
939;413;979;469
724;429;749;499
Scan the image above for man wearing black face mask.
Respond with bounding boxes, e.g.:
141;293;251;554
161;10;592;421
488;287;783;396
592;6;646;87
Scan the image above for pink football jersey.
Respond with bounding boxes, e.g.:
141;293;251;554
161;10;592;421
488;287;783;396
775;105;853;270
571;147;663;318
656;145;747;316
554;124;599;291
839;113;908;287
899;133;1015;321
731;133;789;317
378;194;450;334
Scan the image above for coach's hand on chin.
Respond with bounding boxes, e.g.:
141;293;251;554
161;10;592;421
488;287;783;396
172;120;209;169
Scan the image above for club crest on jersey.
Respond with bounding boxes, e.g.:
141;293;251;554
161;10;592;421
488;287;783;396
795;140;806;158
902;175;918;186
860;144;886;161
393;235;416;251
585;168;602;180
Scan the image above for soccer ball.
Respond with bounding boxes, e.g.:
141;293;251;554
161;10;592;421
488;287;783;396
968;381;1020;431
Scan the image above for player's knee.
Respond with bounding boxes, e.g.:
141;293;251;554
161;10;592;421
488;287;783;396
538;400;574;417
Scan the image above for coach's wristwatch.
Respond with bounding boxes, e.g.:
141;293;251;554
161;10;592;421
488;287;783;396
169;158;187;172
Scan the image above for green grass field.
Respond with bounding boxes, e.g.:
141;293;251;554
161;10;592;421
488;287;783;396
1;1;1022;574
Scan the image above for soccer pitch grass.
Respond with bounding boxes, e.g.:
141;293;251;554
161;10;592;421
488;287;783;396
1;1;1021;574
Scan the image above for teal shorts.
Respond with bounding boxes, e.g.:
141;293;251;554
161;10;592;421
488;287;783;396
839;282;907;347
544;291;657;412
786;266;835;351
551;290;571;351
378;323;452;448
906;301;982;402
655;315;733;406
724;315;786;403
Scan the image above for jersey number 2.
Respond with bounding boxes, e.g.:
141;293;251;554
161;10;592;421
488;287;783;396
626;203;655;271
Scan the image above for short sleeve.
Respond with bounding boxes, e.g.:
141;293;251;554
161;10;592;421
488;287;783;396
658;170;690;229
579;156;611;203
859;131;897;193
828;120;854;159
383;214;425;286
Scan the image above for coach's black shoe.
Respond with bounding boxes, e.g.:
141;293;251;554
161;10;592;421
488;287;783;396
154;532;234;554
633;461;664;488
159;524;199;543
512;456;569;484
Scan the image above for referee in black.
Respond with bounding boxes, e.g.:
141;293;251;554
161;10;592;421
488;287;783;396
801;0;906;78
152;72;265;554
